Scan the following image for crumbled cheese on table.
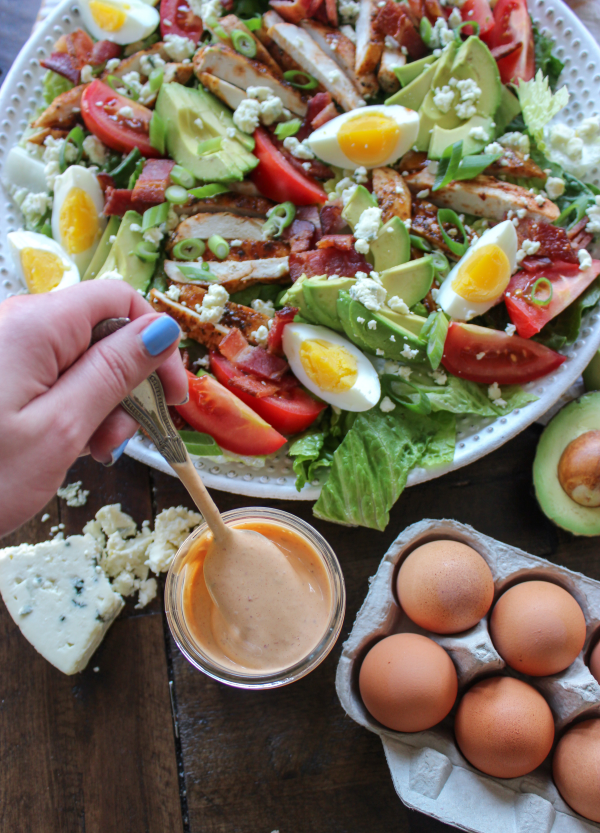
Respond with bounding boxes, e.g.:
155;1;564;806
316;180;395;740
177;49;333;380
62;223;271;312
57;481;89;508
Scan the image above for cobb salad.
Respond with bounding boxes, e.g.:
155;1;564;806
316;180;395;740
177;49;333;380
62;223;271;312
3;0;600;530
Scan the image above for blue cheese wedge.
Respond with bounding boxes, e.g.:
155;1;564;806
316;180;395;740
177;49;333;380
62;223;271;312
0;534;124;675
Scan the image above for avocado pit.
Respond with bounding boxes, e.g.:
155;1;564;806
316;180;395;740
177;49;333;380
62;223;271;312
558;431;600;507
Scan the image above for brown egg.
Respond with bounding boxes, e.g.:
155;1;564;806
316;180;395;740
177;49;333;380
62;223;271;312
454;677;555;778
553;719;600;822
589;640;600;684
396;539;494;634
490;580;586;676
359;633;458;732
557;430;600;506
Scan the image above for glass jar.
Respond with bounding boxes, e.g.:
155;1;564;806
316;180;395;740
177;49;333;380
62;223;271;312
165;507;346;690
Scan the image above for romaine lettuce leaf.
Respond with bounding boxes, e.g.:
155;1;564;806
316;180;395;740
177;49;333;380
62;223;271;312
517;70;569;150
532;24;565;92
43;70;73;106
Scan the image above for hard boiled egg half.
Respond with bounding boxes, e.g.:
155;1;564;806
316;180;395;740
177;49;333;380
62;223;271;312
306;105;420;170
282;323;380;411
8;231;80;294
79;0;160;45
52;165;106;274
436;221;518;321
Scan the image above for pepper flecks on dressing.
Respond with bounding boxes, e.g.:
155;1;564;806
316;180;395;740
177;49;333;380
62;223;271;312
182;520;332;674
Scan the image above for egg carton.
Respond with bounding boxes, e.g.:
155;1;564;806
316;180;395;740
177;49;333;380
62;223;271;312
336;520;600;833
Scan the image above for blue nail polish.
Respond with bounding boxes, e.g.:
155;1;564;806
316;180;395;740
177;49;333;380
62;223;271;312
141;316;180;356
103;439;129;468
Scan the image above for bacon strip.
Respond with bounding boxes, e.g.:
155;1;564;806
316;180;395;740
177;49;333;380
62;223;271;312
131;159;175;206
320;200;347;235
283;218;316;252
91;40;121;66
40;53;81;85
217;326;289;380
104;187;158;217
374;1;426;59
268;306;298;354
229;375;280;398
517;218;578;264
316;234;356;250
289;247;369;279
297;92;336;140
269;0;321;24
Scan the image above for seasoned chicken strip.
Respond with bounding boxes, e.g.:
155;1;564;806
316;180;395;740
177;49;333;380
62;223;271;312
173;213;266;244
104;43;167;78
218;15;283;76
355;0;384;78
378;48;406;94
173;193;276;220
197;73;246;111
373;167;412;222
193;44;308;116
299;19;378;99
165;257;289;288
32;85;87;130
405;171;560;223
268;21;365;111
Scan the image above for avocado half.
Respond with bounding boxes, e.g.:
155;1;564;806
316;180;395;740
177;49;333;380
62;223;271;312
533;392;600;536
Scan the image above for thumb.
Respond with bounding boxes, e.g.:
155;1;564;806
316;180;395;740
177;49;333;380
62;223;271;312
37;313;182;452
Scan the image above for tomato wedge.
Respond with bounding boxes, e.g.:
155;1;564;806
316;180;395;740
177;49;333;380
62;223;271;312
459;0;495;37
176;371;287;456
81;80;160;158
251;128;328;206
160;0;203;43
210;354;326;435
441;322;565;384
485;0;534;83
505;260;600;339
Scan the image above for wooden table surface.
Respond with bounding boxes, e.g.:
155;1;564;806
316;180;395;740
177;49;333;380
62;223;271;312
1;3;599;831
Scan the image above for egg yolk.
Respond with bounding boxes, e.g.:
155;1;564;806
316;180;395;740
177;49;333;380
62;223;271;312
89;0;127;31
451;244;511;303
299;340;358;393
338;113;401;167
59;188;100;255
21;249;65;294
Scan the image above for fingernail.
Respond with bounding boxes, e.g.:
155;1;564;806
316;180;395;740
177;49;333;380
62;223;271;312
141;316;180;356
103;439;129;468
178;392;190;405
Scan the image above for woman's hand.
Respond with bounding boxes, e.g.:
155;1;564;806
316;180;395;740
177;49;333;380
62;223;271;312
0;281;188;537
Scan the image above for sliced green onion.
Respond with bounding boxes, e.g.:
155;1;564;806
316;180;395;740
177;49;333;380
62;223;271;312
176;262;219;281
142;202;169;232
231;28;257;57
188;183;230;199
38;221;53;238
148;66;164;92
531;277;553;306
555;195;594;230
454;20;480;38
262;201;296;238
207;234;230;259
420;310;449;370
430;250;450;276
454;151;503;182
410;234;432;252
149;111;166;154
437;208;469;257
135;241;160;263
274;119;302;140
243;15;262;31
165;185;190;204
420;17;434;48
212;22;229;40
171;165;196;189
197;137;223;155
127;157;145;189
283;69;318;90
381;375;432;415
108;147;141;188
59;125;84;173
173;238;206;260
106;74;139;100
433;140;463;191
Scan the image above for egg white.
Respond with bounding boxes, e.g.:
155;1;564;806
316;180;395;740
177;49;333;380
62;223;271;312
52;165;106;274
8;230;80;294
5;146;47;194
436;221;518;321
306;105;420;170
282;323;381;412
79;0;160;45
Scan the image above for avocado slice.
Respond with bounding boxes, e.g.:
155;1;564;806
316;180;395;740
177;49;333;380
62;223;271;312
380;256;434;308
96;210;155;293
303;276;355;332
370;217;410;273
494;85;522;137
451;36;501;118
533;393;600;536
279;275;314;321
337;291;425;359
376;309;427;338
83;216;121;281
395;55;437;88
155;83;258;183
386;60;438;111
341;185;378;233
429;115;495;160
336;291;375;354
584;350;600;391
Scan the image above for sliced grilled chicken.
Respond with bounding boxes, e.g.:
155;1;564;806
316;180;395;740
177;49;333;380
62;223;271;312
268;21;365;111
378;48;406;94
32;84;87;130
485;149;546;180
405;171;560;223
218;15;284;76
193;44;307;116
204;240;289;260
104;43;167;78
164;258;290;294
197;72;246;110
411;199;461;257
173;193;276;220
26;127;69;145
355;0;384;78
373;167;412;222
299;19;378;99
149;288;269;349
173;213;266;244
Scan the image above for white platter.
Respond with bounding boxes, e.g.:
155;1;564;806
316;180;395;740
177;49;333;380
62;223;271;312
0;0;599;501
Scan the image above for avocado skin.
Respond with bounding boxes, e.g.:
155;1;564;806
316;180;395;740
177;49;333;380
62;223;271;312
155;83;258;183
304;276;355;332
533;392;600;536
83;215;121;281
96;210;155;293
380;256;434;308
370;217;410;273
337;291;425;360
584;351;600;392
